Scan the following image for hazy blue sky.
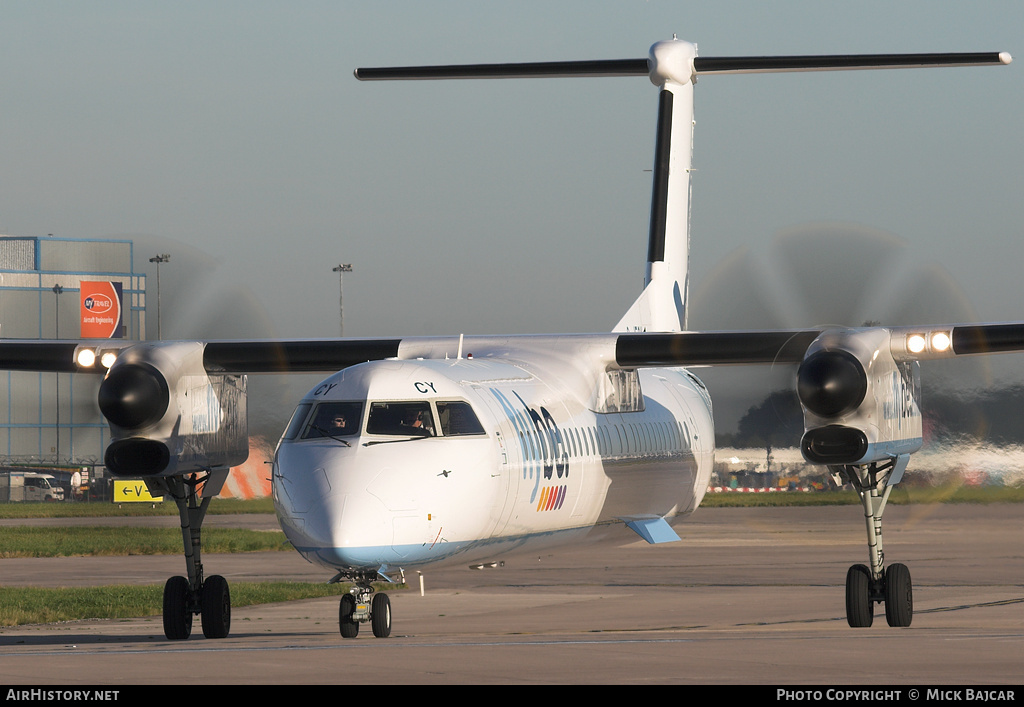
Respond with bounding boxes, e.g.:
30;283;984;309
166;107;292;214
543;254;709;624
2;1;1022;430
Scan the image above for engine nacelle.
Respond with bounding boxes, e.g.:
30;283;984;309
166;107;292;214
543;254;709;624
797;328;922;466
98;342;248;476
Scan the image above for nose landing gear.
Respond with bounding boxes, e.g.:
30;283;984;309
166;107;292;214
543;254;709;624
832;457;913;628
333;571;392;638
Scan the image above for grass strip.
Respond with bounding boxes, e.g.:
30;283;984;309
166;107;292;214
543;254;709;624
0;497;275;519
701;484;1024;507
0;582;402;628
0;527;290;558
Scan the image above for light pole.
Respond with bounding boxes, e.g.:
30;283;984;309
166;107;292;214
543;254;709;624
52;284;63;463
333;263;353;337
149;254;170;339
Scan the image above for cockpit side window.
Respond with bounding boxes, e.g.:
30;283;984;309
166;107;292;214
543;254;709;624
367;401;435;436
301;401;363;439
283;403;313;440
437;401;485;436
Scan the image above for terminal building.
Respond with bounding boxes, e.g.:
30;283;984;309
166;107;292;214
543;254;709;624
0;235;147;468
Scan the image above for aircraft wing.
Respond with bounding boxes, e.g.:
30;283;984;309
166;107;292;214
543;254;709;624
615;322;1024;366
0;338;403;374
5;321;1024;376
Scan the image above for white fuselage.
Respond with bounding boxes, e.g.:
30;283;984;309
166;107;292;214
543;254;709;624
272;339;715;575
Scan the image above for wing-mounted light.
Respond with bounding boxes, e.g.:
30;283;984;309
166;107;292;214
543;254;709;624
73;344;128;370
98;342;248;477
797;328;922;466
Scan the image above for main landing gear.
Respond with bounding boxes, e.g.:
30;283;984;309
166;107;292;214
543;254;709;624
147;471;232;640
333;571;392;638
831;457;913;628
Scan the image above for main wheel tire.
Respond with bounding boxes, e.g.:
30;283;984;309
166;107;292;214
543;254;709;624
163;575;193;640
371;593;392;638
339;594;359;638
884;563;913;628
201;574;232;639
845;564;874;628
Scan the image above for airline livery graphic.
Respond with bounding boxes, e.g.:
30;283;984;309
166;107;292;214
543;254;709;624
80;281;123;339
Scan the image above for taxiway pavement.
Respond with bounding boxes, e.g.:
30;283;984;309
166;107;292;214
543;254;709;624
0;504;1021;685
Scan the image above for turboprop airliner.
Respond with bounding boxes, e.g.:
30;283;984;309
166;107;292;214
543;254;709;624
0;38;1019;640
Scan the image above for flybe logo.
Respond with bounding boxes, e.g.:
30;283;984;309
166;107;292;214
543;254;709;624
536;485;567;512
489;388;570;506
881;369;919;428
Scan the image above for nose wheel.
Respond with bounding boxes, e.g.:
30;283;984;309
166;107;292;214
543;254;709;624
336;574;392;638
833;458;914;628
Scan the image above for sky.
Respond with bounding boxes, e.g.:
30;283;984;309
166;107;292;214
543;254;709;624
2;1;1022;433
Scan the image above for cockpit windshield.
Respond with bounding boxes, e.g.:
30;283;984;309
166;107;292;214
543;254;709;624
366;401;435;436
437;401;485;435
286;398;487;441
301;401;363;439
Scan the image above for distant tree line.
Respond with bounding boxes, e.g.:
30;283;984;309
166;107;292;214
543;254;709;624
717;386;1024;448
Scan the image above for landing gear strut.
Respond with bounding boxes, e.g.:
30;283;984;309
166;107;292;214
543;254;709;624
147;470;232;640
333;570;392;638
831;456;913;628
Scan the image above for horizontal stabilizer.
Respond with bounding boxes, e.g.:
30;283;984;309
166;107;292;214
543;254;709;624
693;51;1011;75
356;51;1010;83
355;58;648;81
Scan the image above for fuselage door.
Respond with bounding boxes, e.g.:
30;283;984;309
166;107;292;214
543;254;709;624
471;384;517;538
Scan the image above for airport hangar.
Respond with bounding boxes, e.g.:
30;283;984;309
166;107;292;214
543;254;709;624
0;235;147;495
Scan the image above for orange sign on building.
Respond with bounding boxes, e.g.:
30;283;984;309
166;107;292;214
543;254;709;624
80;281;123;338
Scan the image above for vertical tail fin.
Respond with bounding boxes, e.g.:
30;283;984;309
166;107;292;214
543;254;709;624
614;40;696;333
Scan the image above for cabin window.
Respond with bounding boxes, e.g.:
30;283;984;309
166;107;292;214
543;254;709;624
366;401;436;436
301;401;363;439
437;401;486;436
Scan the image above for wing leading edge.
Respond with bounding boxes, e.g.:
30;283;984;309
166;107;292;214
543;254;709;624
6;323;1024;376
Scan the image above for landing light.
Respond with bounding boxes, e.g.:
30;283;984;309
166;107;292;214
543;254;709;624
76;349;96;367
931;332;951;352
907;335;926;354
75;347;120;369
903;331;952;356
